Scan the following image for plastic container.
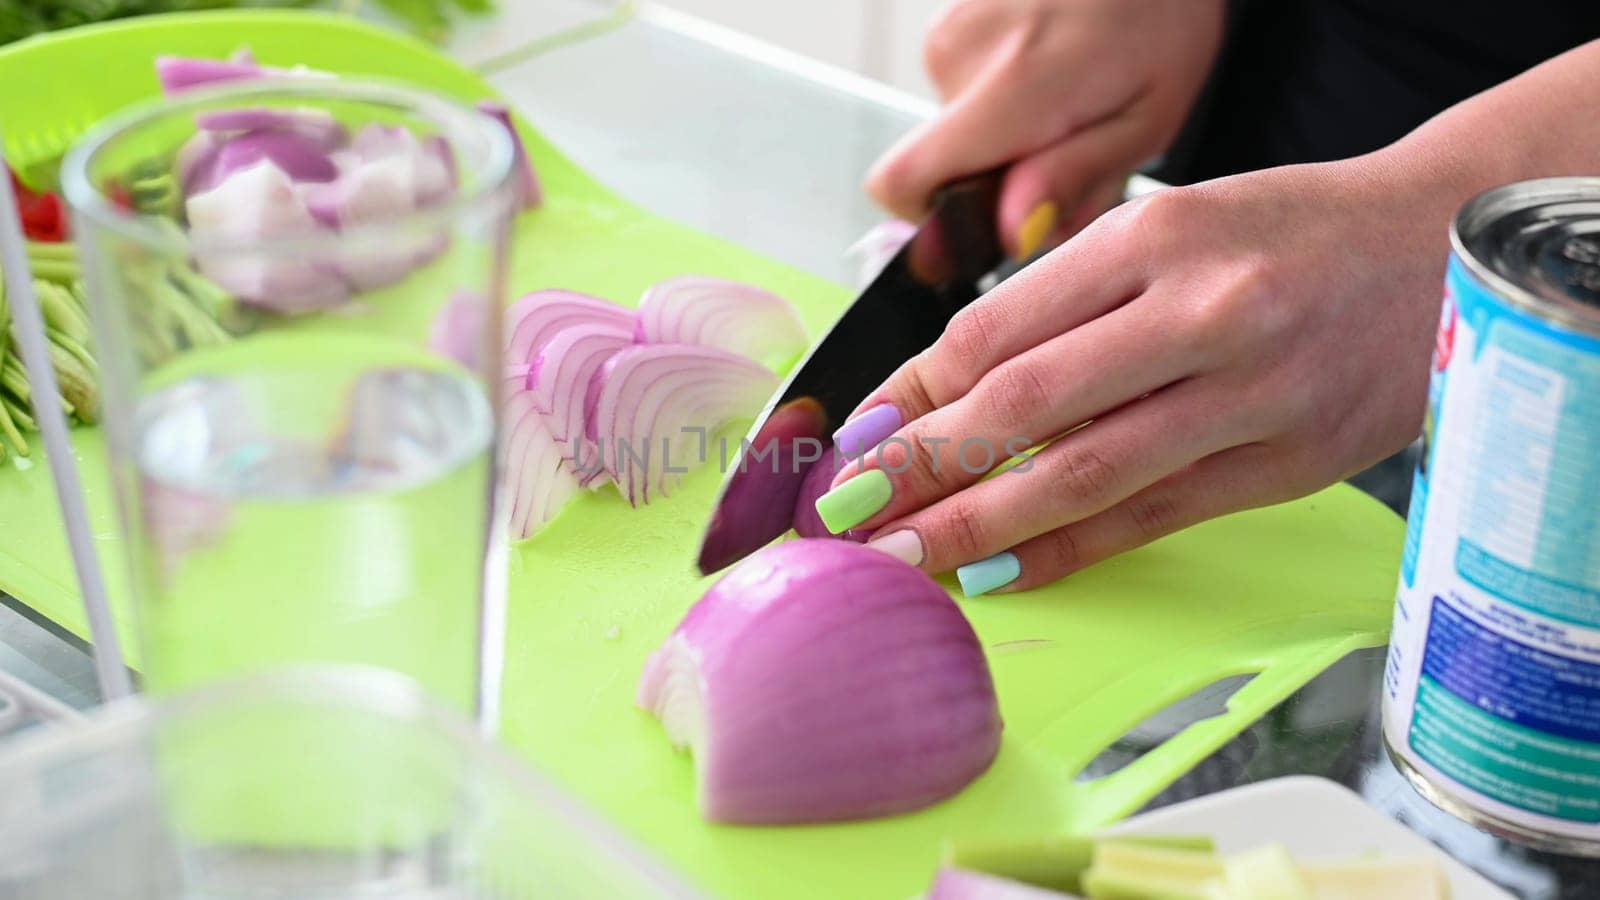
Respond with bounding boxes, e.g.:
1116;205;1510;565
0;665;702;898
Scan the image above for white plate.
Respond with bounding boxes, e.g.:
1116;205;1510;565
1103;776;1513;900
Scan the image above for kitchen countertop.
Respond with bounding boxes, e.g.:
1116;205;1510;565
0;3;1594;895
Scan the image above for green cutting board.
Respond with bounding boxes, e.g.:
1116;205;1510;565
0;12;1406;899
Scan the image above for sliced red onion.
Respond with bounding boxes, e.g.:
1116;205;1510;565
427;290;487;370
184;129;339;196
503;369;580;539
156;55;270;93
504;290;635;370
477;101;542;211
847;219;917;288
526;322;633;463
928;869;1077;900
638;539;1003;823
634;276;807;371
155;54;331;94
196;107;347;149
185;160;350;311
590;343;777;506
696;397;827;575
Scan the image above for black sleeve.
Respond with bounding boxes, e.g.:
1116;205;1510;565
1151;0;1600;185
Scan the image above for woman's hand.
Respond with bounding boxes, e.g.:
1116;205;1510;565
869;0;1224;257
816;157;1458;594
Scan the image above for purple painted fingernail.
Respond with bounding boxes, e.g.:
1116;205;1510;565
832;404;903;455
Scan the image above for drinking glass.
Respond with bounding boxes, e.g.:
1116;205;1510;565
0;665;701;898
61;80;516;718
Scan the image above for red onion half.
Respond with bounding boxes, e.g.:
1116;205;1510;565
591;343;777;506
638;539;1003;823
635;276;807;371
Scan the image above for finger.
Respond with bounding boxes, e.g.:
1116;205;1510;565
975;444;1283;595
834;207;1157;449
826;286;1224;532
866;53;1092;222
836;375;1254;565
997;105;1151;259
922;0;1012;98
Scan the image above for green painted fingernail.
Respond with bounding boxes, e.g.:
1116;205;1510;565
957;552;1020;597
815;469;892;534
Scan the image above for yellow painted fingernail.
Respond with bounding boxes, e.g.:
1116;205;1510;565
1015;200;1057;261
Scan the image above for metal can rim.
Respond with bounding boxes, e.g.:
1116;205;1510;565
1450;176;1600;335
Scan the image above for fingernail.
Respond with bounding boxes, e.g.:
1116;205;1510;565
833;404;903;456
815;469;892;534
957;551;1021;597
865;530;923;567
1015;201;1057;260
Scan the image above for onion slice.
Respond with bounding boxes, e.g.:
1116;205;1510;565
183;129;339;196
504;290;636;370
427;290;487;370
847;219;916;289
196;107;347;149
503;366;580;539
526;322;633;464
635;276;807;371
696;397;826;574
590;343;777;506
155;54;331;94
638;539;1003;823
185;160;349;311
928;869;1076;900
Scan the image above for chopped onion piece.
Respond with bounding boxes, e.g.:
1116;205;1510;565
847;219;916;288
155;54;331;94
504;290;636;370
635;276;807;371
427;290;487;370
185;160;349;311
589;343;776;506
638;539;1003;823
196;107;347;149
183;129;339;196
477;101;542;211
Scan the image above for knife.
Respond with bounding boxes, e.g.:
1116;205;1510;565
697;170;1008;575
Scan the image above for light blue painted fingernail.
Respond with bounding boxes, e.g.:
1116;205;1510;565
956;552;1021;597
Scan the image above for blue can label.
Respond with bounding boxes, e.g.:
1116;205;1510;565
1384;253;1600;840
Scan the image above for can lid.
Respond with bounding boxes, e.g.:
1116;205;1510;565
1456;178;1600;328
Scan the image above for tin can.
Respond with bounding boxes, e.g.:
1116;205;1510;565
1383;177;1600;855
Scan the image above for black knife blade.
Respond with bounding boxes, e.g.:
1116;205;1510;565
697;171;1007;574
